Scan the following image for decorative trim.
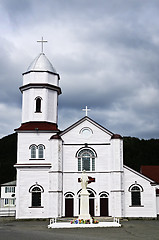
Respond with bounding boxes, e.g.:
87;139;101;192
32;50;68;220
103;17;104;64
129;205;144;207
110;190;125;192
60;116;114;137
20;83;61;95
64;192;75;196
48;190;63;193
63;143;110;146
29;159;45;160
99;191;109;196
128;183;144;192
29;183;44;193
14;163;51;168
28;206;44;208
75;147;97;158
23;70;60;80
77;187;97;195
63;171;124;173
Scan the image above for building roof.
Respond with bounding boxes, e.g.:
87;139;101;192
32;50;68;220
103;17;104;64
25;53;57;74
140;165;159;184
1;180;16;186
60;116;114;137
15;121;59;132
124;165;156;183
59;116;122;139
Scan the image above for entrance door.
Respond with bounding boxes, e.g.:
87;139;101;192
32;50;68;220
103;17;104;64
100;194;109;216
89;198;94;216
65;198;73;217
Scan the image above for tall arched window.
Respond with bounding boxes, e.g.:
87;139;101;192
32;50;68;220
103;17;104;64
77;148;96;171
35;97;42;113
29;184;44;207
30;145;37;159
38;145;44;159
129;184;143;206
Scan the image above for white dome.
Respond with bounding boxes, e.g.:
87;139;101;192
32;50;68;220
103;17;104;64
27;53;57;73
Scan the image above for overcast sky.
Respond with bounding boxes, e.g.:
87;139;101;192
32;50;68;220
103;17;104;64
0;0;159;139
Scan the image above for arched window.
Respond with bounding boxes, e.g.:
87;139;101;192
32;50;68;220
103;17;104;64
29;184;44;207
38;145;45;159
29;144;45;159
129;184;143;206
35;97;42;113
30;145;37;159
77;148;96;171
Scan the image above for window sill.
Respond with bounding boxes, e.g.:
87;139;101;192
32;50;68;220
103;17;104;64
29;159;45;160
129;205;144;207
29;206;44;208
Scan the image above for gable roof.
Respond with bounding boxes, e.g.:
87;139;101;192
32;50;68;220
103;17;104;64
141;166;159;184
124;165;156;184
60;116;114;137
1;180;16;186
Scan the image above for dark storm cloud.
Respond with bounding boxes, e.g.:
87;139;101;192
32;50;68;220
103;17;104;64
0;0;159;138
0;38;21;107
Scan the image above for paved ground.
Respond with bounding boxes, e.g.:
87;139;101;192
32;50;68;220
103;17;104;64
0;218;159;240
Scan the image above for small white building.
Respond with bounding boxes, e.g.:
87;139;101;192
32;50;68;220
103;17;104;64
0;181;16;216
14;51;159;219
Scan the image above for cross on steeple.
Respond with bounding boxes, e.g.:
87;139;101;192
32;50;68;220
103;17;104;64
37;37;48;53
82;106;91;117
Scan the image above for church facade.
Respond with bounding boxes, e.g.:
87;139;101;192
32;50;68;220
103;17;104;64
15;52;159;219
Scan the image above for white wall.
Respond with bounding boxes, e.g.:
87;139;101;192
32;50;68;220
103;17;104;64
124;166;157;218
16;168;50;219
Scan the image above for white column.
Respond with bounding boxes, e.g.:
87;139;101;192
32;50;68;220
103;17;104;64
78;189;91;220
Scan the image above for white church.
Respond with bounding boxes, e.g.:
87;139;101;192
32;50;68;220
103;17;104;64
14;44;159;219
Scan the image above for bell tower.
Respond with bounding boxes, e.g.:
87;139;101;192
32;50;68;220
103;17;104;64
20;38;61;127
15;39;62;219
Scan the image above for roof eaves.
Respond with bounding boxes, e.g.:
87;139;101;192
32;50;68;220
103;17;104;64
60;116;114;137
124;165;156;184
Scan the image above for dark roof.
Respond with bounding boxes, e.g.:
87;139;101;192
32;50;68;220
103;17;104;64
15;122;59;132
111;134;123;139
140;165;159;184
50;133;62;140
1;180;16;186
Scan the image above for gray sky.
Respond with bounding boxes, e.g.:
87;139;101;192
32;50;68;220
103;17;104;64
0;0;159;139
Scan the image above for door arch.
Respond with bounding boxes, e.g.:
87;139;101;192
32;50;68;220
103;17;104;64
65;192;74;217
99;192;109;216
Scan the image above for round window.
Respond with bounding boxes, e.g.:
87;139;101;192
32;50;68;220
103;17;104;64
81;128;92;138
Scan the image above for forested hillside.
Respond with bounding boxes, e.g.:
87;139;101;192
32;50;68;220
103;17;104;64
0;133;17;185
0;133;159;185
123;137;159;171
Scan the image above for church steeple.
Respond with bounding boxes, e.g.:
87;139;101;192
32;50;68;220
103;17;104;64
19;47;61;127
